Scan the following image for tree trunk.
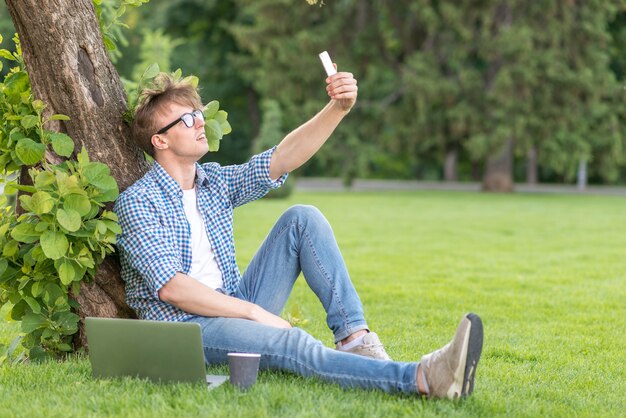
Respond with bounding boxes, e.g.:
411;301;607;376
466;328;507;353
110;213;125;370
577;159;587;190
444;147;458;181
247;87;261;153
482;137;514;192
471;160;481;181
6;0;148;349
526;146;538;185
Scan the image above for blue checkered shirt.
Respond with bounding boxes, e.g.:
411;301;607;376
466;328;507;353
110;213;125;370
114;147;287;321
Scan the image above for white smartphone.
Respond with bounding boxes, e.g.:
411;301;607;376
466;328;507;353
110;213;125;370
319;51;337;76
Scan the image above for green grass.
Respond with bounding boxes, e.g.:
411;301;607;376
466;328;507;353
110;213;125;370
1;190;625;417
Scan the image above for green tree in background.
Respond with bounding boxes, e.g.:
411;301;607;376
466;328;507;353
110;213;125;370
227;0;626;189
4;0;626;192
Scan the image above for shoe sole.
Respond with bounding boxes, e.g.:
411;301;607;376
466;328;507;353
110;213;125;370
461;313;483;397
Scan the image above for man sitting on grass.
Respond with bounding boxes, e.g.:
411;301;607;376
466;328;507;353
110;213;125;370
114;68;483;399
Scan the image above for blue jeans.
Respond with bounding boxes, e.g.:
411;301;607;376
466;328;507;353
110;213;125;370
186;205;418;393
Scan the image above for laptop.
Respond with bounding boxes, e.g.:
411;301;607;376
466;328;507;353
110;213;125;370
85;317;228;389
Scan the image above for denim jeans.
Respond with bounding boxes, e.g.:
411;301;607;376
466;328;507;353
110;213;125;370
186;205;418;393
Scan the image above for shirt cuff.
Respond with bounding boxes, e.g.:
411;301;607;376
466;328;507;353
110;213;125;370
144;254;182;297
257;146;288;189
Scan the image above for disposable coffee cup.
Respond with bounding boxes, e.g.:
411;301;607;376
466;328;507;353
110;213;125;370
227;353;261;390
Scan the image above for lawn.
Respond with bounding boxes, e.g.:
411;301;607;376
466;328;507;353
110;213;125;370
1;190;625;417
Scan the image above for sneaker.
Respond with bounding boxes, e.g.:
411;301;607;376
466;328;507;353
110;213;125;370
335;332;392;360
419;313;483;399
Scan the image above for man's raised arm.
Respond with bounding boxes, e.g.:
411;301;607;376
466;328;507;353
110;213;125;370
269;70;358;180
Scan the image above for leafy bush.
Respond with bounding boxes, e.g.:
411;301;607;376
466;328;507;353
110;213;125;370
0;34;119;361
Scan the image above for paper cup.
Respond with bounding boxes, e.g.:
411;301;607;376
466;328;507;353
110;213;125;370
227;353;261;390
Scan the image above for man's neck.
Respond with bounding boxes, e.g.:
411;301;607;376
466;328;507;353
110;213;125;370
156;157;197;190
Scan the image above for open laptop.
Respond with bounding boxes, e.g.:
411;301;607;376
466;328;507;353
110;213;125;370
85;317;228;389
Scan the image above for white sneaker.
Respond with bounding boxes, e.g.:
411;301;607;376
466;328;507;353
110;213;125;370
336;332;392;360
419;313;483;399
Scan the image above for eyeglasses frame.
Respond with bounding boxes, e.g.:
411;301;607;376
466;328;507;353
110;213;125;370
155;109;205;135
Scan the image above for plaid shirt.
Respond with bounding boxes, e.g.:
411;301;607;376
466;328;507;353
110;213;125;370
114;147;287;321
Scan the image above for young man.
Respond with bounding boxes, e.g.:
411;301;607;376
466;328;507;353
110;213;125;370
114;70;483;398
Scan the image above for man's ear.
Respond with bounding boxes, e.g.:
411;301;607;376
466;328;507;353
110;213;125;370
151;134;168;152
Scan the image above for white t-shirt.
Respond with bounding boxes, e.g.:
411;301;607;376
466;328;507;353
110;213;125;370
181;187;224;290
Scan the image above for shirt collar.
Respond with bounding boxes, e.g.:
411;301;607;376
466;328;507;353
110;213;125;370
150;161;209;199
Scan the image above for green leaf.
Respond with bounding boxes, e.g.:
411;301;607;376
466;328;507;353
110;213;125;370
31;281;44;297
21;313;47;333
206;119;223;140
10;222;40;243
4;72;29;104
49;132;74;157
0;49;16;61
103;35;116;51
57;173;83;196
204;100;219;119
82;162;114;189
15;138;45;165
96;220;107;235
142;62;160;80
20;115;39;130
22;296;41;314
93;187;119;203
57;260;75;286
220;120;232;135
40;230;68;260
76;256;95;269
101;211;118;222
2;240;19;258
93;175;117;192
76;147;90;166
71;282;81;298
57;343;72;352
63;194;92;216
10;300;27;321
30;191;55;215
43;283;64;307
35;222;50;233
55;311;79;333
215;109;228;123
115;4;127;18
4;183;37;194
0;259;7;277
208;136;220;152
34;171;56;188
102;220;122;235
48;114;70;121
0;222;9;236
57;208;81;232
31;100;45;112
182;75;199;88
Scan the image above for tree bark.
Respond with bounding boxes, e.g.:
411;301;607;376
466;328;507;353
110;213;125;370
526;146;538;185
5;0;148;349
481;1;514;193
577;159;587;190
444;147;458;181
482;137;514;192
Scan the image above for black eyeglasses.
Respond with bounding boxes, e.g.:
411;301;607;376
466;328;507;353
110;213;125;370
156;109;204;135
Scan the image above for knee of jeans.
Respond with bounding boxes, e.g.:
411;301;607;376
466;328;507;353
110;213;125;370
283;205;327;229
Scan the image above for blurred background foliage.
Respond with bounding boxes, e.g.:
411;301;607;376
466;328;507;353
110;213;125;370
3;0;626;185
